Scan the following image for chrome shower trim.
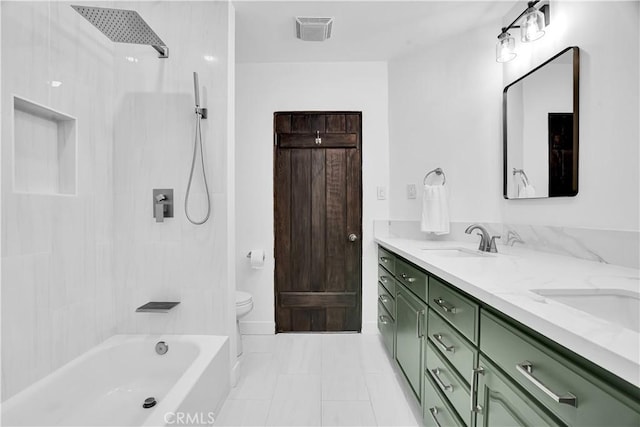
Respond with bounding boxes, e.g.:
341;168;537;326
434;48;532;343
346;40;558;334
71;5;169;58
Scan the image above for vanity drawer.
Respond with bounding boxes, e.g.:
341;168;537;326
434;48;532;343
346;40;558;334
378;246;395;274
395;258;428;303
378;283;395;319
426;341;471;427
429;276;478;344
428;310;476;385
377;302;395;356
378;265;395;295
480;311;640;426
423;372;466;427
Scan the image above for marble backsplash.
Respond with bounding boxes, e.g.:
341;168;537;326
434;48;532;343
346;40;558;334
375;220;640;270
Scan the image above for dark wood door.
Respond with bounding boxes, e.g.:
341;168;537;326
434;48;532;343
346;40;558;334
274;112;362;332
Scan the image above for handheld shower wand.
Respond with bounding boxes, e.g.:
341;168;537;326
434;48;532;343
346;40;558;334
185;72;211;225
193;72;207;119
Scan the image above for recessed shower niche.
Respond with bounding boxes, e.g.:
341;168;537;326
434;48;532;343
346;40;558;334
13;96;77;195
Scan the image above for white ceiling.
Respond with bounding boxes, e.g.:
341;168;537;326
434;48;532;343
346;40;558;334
234;1;519;63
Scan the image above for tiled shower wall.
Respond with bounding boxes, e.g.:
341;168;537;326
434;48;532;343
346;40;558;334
1;1;233;400
112;1;232;336
1;1;116;399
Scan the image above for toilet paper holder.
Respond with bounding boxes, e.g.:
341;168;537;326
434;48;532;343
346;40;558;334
245;251;265;259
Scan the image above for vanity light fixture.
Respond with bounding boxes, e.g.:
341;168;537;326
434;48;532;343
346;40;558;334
496;0;550;63
496;31;517;63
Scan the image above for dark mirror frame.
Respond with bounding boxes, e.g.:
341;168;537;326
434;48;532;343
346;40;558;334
503;46;580;199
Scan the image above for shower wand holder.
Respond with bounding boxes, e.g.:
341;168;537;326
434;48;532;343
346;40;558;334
195;107;207;119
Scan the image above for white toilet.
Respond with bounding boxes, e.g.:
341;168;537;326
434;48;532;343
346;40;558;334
235;291;254;357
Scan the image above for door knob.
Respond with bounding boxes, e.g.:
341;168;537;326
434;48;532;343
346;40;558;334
348;233;358;242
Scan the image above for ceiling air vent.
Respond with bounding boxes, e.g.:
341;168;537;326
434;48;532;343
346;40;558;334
295;17;333;42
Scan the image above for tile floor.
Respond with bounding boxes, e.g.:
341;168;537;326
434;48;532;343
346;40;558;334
214;333;422;426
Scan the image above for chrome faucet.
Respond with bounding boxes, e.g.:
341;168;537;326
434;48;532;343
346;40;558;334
465;224;500;253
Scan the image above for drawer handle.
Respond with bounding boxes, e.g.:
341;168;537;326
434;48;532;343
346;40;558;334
516;361;578;407
379;315;390;325
378;295;390;304
430;368;453;392
380;256;391;263
428;407;443;427
471;367;485;414
416;310;425;338
400;273;417;283
432;333;455;353
380;276;390;284
433;297;456;314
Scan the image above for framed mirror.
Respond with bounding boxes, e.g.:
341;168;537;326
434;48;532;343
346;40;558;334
503;46;580;199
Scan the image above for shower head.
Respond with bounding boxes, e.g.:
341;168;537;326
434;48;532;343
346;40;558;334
71;5;169;58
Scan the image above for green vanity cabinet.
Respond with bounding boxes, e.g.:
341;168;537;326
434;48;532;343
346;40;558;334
480;311;640;427
474;355;564;427
396;282;427;401
377;244;640;427
378;251;397;357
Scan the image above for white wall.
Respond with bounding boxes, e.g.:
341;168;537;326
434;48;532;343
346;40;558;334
235;62;389;334
1;0;116;399
388;22;504;223
389;1;639;233
501;1;639;230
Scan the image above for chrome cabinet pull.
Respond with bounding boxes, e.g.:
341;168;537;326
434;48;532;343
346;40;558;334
471;367;485;413
432;333;455;353
378;295;389;303
428;407;443;427
430;368;453;392
401;273;416;283
416;310;425;338
379;315;390;325
380;256;391;263
516;361;578;407
433;297;456;314
380;276;390;284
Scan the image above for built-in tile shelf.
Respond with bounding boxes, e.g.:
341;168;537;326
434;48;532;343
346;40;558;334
13;96;77;196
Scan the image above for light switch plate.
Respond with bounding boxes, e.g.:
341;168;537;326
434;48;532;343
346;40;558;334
407;184;417;199
377;186;387;200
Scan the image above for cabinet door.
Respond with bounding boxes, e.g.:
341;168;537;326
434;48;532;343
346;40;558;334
395;284;426;402
475;356;564;427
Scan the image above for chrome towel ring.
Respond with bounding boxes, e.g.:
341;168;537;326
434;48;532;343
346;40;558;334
423;168;446;185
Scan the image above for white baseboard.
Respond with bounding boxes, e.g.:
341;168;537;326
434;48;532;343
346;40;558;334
361;321;379;335
239;320;275;335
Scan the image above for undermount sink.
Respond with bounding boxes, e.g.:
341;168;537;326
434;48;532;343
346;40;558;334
421;248;494;258
532;288;640;333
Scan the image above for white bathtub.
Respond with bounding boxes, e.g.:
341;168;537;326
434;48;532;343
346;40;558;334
1;335;230;427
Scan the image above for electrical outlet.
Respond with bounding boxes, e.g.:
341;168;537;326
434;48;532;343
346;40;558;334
377;186;387;200
407;184;417;199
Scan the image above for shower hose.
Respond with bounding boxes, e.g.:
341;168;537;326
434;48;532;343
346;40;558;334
184;111;211;225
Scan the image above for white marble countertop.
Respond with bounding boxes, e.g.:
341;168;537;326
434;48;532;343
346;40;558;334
374;236;640;388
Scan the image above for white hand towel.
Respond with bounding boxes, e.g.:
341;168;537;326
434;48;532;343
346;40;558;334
421;185;450;235
522;184;536;197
